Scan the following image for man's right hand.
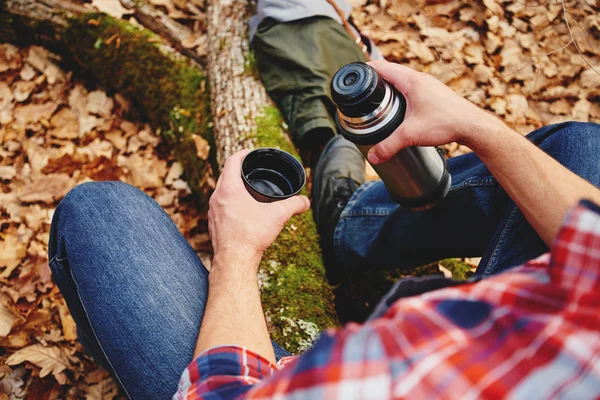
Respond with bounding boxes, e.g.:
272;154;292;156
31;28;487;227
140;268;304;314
366;60;509;164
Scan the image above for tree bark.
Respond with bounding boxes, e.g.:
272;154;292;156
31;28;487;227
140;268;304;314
207;0;338;353
0;0;214;202
1;0;339;353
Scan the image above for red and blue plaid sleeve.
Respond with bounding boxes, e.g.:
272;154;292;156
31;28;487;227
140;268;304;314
175;200;600;399
172;345;282;399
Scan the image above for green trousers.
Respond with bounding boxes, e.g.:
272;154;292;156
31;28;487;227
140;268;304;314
253;17;367;148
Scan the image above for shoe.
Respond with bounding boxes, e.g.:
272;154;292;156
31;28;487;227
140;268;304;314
312;135;365;284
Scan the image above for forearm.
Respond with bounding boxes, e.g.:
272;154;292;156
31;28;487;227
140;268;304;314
465;120;600;246
194;252;276;364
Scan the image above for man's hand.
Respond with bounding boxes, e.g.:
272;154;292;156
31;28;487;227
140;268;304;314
208;150;310;277
366;60;508;164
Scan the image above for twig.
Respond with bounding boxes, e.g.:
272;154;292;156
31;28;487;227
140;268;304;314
559;0;600;77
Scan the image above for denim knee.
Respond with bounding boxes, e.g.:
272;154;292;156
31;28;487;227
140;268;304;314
533;122;600;185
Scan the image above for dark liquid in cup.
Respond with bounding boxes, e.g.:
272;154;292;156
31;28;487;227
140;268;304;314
246;168;293;197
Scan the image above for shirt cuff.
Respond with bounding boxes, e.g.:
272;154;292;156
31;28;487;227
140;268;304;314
174;345;284;399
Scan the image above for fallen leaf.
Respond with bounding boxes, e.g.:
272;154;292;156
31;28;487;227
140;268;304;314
165;161;184;185
0;166;16;180
12;81;36;103
18;173;76;204
0;301;20;338
0;43;20;73
6;344;73;382
407;39;435;63
438;264;453;278
0;225;32;279
192;134;210;160
549;99;571;115
57;299;77;342
14;102;58;128
87;90;114;118
19;63;36;81
84;377;120;400
104;130;127;151
49;108;80;139
121;153;167;189
91;0;134;19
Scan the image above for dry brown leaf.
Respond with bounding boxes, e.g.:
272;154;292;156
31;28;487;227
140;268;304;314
572;99;591;122
104;130;128;151
6;344;73;382
482;0;504;17
121;153;167;189
0;301;20;338
57;299;78;342
407;39;435;63
192;134;210;160
0;43;20;73
84;377;120;400
165;162;184;185
87;90;114;118
0;166;16;180
549;99;571;115
25;46;48;72
580;69;600;88
18;173;76;204
19;63;36;81
91;0;133;19
12;81;36;103
14;102;58;128
50;108;80;139
0;226;31;279
0;82;14;123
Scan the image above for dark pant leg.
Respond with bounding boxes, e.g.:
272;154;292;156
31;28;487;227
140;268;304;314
335;122;600;276
477;122;600;276
49;181;289;400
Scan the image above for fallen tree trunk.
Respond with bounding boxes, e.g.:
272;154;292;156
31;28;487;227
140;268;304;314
207;1;338;352
2;0;338;353
0;0;214;202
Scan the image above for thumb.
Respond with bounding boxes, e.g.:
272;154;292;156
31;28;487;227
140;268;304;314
278;195;311;220
367;123;415;164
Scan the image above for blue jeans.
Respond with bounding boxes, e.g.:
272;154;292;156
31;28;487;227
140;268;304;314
48;182;291;400
49;122;599;399
334;122;600;278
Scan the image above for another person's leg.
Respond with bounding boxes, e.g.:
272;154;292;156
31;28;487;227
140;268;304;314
330;122;600;277
49;182;289;400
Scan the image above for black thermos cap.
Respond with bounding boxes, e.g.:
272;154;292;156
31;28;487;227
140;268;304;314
331;62;386;118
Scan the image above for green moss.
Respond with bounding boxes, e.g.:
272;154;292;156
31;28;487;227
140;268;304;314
243;50;259;78
62;14;213;201
254;106;296;155
253;106;338;353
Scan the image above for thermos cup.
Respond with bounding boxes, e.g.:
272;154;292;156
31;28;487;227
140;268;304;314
331;62;451;210
242;148;306;203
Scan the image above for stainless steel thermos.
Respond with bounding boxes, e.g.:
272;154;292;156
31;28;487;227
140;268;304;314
331;62;451;210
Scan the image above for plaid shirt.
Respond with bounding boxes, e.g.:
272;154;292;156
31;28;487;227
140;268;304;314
174;201;600;399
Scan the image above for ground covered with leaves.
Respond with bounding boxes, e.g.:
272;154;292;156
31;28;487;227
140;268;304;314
1;0;599;398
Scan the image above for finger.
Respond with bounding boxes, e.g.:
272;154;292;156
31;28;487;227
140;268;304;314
367;60;419;95
277;195;310;220
367;122;416;164
221;149;252;189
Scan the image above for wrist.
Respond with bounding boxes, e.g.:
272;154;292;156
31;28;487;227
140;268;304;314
210;249;262;284
458;111;513;156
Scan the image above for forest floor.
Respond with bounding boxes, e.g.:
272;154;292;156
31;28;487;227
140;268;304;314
0;0;599;398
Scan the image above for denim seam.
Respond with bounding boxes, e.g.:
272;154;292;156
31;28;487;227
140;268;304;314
334;181;377;263
53;256;133;399
482;206;520;277
449;180;496;193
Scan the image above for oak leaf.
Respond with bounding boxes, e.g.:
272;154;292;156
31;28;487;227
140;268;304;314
6;344;73;383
